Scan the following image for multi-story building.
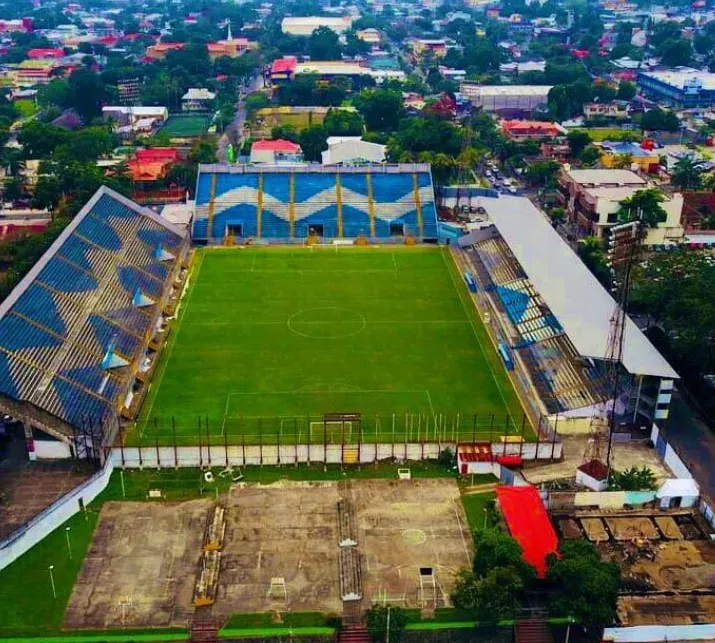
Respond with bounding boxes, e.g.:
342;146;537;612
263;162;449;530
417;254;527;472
583;101;630;120
412;39;447;58
597;141;660;173
558;168;684;245
638;69;715;108
182;88;216;112
268;57;405;87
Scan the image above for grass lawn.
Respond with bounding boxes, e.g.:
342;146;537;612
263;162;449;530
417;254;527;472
13;99;37;118
460;491;497;533
135;246;526;446
575;127;642;142
158;113;211;138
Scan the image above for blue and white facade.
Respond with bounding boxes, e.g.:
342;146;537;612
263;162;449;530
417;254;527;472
193;164;440;242
638;70;715;108
0;187;188;449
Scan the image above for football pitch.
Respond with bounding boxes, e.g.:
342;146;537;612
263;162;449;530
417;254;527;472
158;113;211;137
134;246;528;445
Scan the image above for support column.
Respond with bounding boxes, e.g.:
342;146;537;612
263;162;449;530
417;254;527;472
366;172;376;238
206;173;218;242
289;172;295;239
335;172;344;238
413;173;424;238
256;171;263;238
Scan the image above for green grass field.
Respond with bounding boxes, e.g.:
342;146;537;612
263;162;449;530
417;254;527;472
158;113;211;138
135;246;526;445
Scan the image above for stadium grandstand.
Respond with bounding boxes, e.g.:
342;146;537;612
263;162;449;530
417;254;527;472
0;187;189;461
457;195;678;428
192;164;439;242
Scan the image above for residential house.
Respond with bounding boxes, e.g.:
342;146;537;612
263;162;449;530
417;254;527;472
583;101;630;120
413;39;447;58
182;88;216;112
127;148;180;183
501;120;566;140
250;139;303;164
598;141;660;173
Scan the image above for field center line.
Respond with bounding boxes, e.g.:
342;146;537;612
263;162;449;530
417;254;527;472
139;251;205;434
440;248;511;416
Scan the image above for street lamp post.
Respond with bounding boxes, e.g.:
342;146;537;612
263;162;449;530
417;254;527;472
65;526;72;560
48;565;56;600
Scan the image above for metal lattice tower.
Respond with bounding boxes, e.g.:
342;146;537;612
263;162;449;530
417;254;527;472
582;220;644;473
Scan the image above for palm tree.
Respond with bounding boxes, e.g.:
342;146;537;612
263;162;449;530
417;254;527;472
671;156;706;191
618;188;667;228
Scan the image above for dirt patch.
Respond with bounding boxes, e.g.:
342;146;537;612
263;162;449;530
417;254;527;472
654;516;682;540
618;594;715;626
65;500;211;628
212;481;342;618
581;518;609;542
557;518;582;540
353;478;472;609
605;516;659;541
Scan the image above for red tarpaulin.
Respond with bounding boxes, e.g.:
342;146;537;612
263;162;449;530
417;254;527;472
496;486;558;577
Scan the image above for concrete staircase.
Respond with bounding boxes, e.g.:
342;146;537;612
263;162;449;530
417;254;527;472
514;617;554;643
337;624;371;643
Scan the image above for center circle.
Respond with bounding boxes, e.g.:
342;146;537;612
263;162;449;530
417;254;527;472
401;529;427;545
287;307;366;339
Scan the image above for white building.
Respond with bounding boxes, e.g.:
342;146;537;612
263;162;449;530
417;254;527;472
321;137;386;165
102;106;168;127
182;88;216;111
281;16;352;36
459;83;552;114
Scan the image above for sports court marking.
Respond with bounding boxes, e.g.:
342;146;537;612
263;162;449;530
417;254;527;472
286;307;367;339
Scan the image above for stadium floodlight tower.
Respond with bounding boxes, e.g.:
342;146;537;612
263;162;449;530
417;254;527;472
577;218;644;491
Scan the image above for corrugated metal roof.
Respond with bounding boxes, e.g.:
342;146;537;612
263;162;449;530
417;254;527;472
482;195;678;380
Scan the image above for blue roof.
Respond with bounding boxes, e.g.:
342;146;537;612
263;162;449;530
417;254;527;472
0;187;186;433
601;141;653;157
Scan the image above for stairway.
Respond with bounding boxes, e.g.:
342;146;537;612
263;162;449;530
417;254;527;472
343;446;359;464
337;624;371;643
514;617;554;643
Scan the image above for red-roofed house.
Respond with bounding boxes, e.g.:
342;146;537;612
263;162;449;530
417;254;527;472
27;48;65;59
127;148;180;182
270;56;298;82
250;139;302;164
501;120;566;141
144;42;186;60
496;486;558;578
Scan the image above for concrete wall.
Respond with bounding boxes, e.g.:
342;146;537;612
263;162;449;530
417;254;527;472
603;624;715;642
0;459;114;572
111;440;563;469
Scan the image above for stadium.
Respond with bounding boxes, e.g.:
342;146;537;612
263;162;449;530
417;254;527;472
0;162;680;638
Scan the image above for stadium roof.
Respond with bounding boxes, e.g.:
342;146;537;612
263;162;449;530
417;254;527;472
0;186;187;436
496;486;558;577
483;196;678;379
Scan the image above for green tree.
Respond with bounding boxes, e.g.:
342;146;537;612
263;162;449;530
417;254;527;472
452;567;525;624
299;124;329;161
567;130;592;158
640;108;680;132
353;89;404;132
365;605;408;643
631;250;715;377
37;79;70;109
472;528;536;583
525;160;561;187
308;26;342;60
577;236;611;288
188;138;218;164
67;68;109;122
323;109;364;136
616;81;637;101
609;466;657;491
245;92;270;117
547;540;621;631
18;120;68;158
32;174;62;212
660;38;692;67
618;188;667;228
671;156;705;191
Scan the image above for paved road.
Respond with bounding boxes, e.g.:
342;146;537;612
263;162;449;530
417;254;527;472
217;74;263;162
662;389;715;500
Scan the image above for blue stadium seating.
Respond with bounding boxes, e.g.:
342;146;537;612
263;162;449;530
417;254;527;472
193;166;439;241
0;188;186;431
